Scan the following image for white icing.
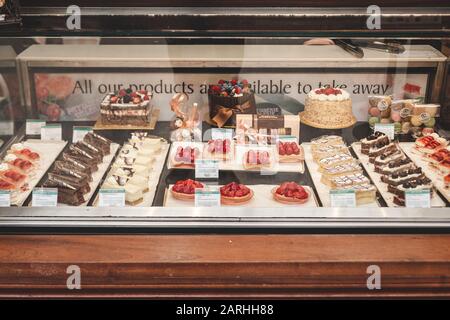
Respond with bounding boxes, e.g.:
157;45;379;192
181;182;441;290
0;163;9;171
11;143;24;151
4;154;17;162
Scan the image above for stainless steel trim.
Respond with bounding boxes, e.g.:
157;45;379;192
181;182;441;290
20;7;450;18
0;207;449;228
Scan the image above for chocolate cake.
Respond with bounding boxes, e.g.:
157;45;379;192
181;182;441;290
100;89;153;126
361;131;389;155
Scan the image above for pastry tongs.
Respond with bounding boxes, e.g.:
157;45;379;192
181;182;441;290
353;40;405;54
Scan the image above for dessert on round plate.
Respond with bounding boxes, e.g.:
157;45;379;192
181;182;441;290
171;146;201;168
220;182;253;205
277;141;304;163
300;87;356;129
272;182;310;204
171;179;204;201
205;138;232;160
243;150;272;170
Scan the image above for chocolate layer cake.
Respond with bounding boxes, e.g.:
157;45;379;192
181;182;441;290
100;89;153;126
382;168;425;187
392;177;433;206
361;131;389;155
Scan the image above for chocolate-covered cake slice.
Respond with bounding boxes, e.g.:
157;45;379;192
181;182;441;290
54;161;92;183
361;131;389;155
393;177;433;206
382;167;425;187
84;132;111;156
376;158;415;175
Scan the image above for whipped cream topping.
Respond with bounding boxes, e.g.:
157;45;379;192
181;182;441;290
0;163;9;171
4;154;17;162
11;143;24;151
308;88;350;101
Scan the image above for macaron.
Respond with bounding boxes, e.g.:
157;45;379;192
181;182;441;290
368;116;380;126
394;122;402;133
401;122;411;134
369;106;381;117
411;115;422;127
391;112;401;122
423;117;436;128
380;118;391;124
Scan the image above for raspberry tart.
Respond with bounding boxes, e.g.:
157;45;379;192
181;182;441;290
172;146;201;168
272;182;310;204
171;179;205;201
220;182;253;205
277;141;304;163
205;138;232;159
243;150;272;170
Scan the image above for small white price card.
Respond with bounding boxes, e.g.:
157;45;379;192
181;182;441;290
374;123;395;140
26;119;46;136
0;191;10;207
195;159;219;179
32;188;58;207
41;124;62;141
98;189;125;207
405;189;431;208
211;128;233;140
72;126;93;142
330;189;356;208
0;121;14;136
195;188;221;207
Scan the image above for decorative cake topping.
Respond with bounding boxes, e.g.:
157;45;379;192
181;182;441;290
308;87;350;101
106;89;151;107
220;182;251;198
208;79;251;97
277;141;301;156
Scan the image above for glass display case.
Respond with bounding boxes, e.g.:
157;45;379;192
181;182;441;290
0;5;449;230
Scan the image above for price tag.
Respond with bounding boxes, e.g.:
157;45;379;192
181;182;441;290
330;189;356;208
72;126;93;142
211;128;233;140
0;191;11;207
195;159;219;179
277;135;298;142
195;188;221;207
98;189;125;207
26;120;46;136
0;121;14;136
374;123;395;140
405;189;431;208
41;124;62;141
32;188;58;207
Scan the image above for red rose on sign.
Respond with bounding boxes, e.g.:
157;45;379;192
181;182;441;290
46;103;61;121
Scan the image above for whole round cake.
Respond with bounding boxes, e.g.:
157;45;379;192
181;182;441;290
300;87;356;129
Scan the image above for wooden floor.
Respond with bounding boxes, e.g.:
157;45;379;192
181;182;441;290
0;234;449;298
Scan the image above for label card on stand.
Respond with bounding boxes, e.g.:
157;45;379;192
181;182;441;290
32;188;58;207
98;189;125;207
0;191;11;207
195;188;221;207
374;123;395;140
41;124;62;141
211;128;233;140
405;189;431;208
195;159;219;179
72;126;93;142
26;120;46;136
330;189;356;208
0;121;14;136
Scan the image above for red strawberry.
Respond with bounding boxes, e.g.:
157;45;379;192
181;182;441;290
118;89;127;97
231;79;237;86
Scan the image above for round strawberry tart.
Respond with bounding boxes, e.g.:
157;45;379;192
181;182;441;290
272;182;310;204
171;179;204;201
300;87;356;129
220;182;253;205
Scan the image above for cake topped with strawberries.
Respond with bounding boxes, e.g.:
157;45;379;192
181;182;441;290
100;89;153;126
300;86;356;129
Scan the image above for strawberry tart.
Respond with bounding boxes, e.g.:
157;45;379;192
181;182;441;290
220;182;253;205
300;87;356;129
171;179;204;201
277;141;304;163
272;182;310;204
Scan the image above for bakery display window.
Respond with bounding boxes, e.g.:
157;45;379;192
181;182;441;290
0;37;448;229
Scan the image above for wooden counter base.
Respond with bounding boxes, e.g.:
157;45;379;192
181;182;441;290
0;234;449;299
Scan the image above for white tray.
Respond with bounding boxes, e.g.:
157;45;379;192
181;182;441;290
351;142;446;207
164;184;318;208
167;141;305;173
94;142;169;207
399;142;450;202
10;139;67;207
303;142;379;208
